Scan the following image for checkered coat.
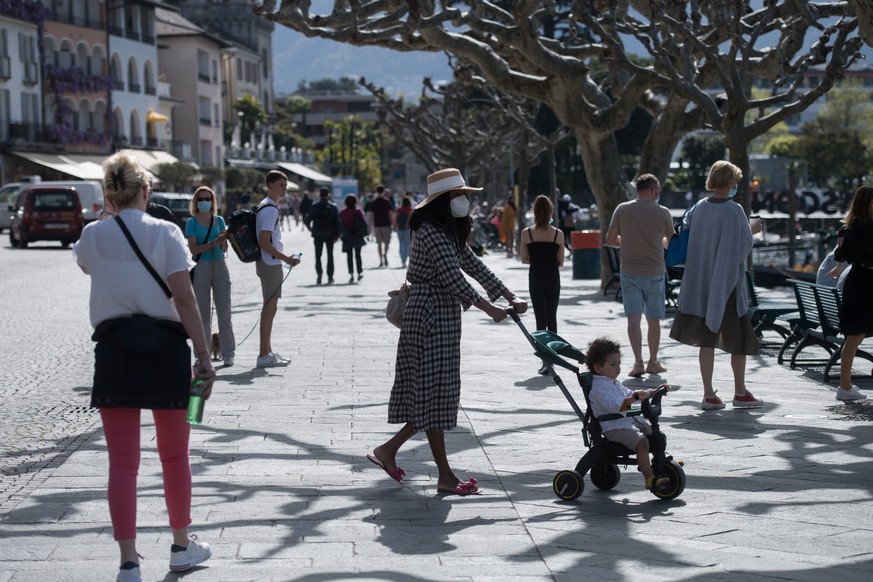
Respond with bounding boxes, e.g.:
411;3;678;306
388;222;509;431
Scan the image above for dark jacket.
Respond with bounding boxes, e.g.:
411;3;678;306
305;199;341;239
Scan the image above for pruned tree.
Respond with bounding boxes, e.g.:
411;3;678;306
853;0;873;47
254;0;862;282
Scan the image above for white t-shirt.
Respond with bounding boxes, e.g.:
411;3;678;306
256;197;282;265
73;208;195;328
589;374;643;433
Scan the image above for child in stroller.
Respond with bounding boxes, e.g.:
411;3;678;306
586;338;668;492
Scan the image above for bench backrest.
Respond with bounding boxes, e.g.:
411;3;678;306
603;245;620;275
788;280;821;328
745;271;760;308
814;284;842;338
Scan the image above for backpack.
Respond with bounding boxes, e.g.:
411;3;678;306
665;207;692;267
352;211;369;238
314;202;334;232
227;205;276;263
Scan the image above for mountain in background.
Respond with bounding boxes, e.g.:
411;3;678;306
272;25;454;99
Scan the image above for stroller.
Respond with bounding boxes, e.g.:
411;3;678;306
508;309;686;501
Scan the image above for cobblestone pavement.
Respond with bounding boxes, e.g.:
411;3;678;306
1;227;872;581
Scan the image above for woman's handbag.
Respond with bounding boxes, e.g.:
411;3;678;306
386;282;410;328
353;210;369;238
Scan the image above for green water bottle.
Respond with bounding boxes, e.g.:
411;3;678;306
186;375;207;425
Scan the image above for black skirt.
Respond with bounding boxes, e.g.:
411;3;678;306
91;315;191;409
840;266;873;336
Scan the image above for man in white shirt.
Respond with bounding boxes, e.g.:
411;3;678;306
256;170;301;367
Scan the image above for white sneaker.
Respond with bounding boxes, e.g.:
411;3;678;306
169;535;212;572
836;386;867;401
256;352;289;368
116;562;142;582
222;356;234;367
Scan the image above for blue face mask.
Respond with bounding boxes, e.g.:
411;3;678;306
728;186;738;198
197;201;212;213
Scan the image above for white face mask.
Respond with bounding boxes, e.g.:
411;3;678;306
450;195;470;218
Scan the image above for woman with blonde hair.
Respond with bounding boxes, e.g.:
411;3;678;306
520;194;564;374
186;186;235;366
74;152;214;582
669;160;763;410
828;185;873;400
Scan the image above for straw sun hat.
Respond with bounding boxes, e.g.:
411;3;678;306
416;168;482;209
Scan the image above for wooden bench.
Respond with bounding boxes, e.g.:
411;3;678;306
745;271;796;346
813;285;873;384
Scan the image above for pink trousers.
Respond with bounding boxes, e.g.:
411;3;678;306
100;408;192;540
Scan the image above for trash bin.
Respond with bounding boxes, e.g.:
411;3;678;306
572;230;601;279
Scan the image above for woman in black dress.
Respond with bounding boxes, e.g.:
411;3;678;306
829;185;873;400
519;195;565;374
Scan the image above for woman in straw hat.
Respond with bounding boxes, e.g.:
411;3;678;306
367;168;527;496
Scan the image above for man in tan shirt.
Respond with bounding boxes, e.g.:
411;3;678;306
606;174;675;377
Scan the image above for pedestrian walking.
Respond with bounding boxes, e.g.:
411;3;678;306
367;168;527;496
290;192;301;227
304;187;341;285
256;170;302;368
669;161;764;410
299;192;313;230
339;194;367;283
395;195;413;268
557;192;579;250
278;194;290;230
605;174;674;378
519;194;564;375
501;195;518;258
73;152;216;582
828;185;873;401
370;186;395;267
185;186;235;367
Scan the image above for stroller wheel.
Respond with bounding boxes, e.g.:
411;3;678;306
553;470;584;500
590;462;621;490
653;460;687;500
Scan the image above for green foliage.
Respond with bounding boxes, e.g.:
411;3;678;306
152;162;198;192
765;135;799;158
224;167;264;194
198;165;224;188
316;115;382;189
296;77;359;94
676;134;726;190
795;82;873;190
235;95;266;139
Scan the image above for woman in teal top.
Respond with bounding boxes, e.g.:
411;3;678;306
186;186;235;366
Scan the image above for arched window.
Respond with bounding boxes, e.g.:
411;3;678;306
58;40;73;69
76;43;88;74
93;101;106;133
144;60;155;95
127;57;139;93
111;53;123;89
129;109;141;146
78;99;90;132
112;107;124;140
91;45;106;77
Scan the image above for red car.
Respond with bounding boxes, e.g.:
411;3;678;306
9;186;84;248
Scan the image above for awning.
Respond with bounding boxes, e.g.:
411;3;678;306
276;162;333;184
147;110;170;123
117;149;194;178
12;151;104;180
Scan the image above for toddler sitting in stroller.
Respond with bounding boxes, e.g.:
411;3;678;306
586;337;669;491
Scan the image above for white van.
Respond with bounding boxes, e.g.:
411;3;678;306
0;176;42;232
18;180;104;223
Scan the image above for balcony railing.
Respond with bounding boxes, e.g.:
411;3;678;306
197;73;210;83
48;11;104;30
128;82;141;93
126;30;141;42
108;25;124;38
114;79;124;91
199;117;212;127
146;137;161;149
142;34;155;45
129;135;143;147
144;85;157;96
0;121;48;145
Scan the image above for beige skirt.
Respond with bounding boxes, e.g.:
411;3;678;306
670;290;759;355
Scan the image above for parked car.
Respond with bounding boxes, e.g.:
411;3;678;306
9;186;84;248
150;192;194;228
18;180;104;223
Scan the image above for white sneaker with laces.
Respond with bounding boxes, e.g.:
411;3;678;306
169;535;212;572
116;562;142;582
836;386;867;401
256;352;289;368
